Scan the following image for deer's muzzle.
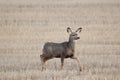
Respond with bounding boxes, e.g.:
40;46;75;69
76;37;80;40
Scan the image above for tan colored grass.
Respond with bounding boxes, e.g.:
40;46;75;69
0;0;120;80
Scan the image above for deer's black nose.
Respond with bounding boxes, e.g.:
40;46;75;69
76;37;80;40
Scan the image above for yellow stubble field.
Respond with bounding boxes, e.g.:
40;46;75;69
0;0;120;80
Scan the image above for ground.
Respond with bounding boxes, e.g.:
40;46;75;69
0;0;120;80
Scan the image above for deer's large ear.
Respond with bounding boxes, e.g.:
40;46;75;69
67;27;72;33
76;27;82;33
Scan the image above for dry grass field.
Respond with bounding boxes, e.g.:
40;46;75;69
0;0;120;80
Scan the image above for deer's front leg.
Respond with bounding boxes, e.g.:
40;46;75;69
71;56;83;71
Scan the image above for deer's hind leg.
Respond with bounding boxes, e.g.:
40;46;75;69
40;55;46;71
40;54;54;71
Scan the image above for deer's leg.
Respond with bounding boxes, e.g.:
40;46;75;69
61;56;64;70
71;57;83;71
40;55;46;71
41;60;46;71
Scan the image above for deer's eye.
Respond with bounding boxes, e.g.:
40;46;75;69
72;34;77;36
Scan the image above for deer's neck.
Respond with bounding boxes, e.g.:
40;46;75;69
68;39;75;52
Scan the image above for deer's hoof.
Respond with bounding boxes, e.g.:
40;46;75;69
80;68;82;71
79;65;83;71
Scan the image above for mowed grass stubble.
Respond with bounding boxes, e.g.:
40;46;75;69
0;1;120;80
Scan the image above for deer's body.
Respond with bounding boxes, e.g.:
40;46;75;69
42;40;75;59
40;27;83;71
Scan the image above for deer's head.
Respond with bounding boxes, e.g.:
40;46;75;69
67;27;82;41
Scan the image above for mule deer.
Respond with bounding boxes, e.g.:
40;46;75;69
40;27;83;71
